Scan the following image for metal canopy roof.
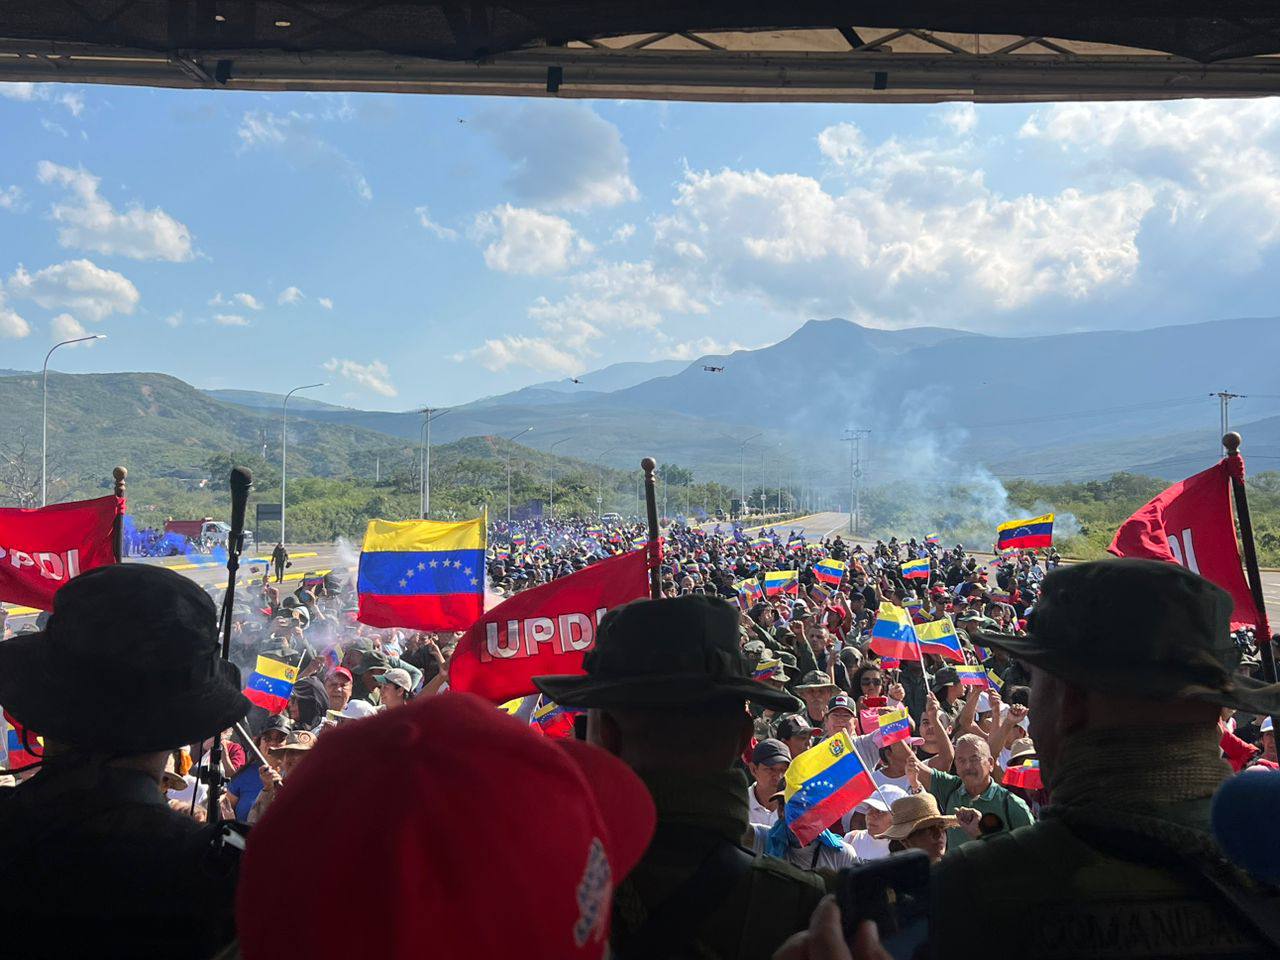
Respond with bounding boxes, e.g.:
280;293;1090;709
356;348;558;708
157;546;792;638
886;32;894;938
5;3;1280;102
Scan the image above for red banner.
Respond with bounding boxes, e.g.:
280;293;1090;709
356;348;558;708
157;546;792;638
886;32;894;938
449;548;653;704
1108;460;1261;628
0;495;122;611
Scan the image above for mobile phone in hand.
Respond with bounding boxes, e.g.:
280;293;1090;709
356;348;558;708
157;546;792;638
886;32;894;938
836;849;930;959
864;695;887;708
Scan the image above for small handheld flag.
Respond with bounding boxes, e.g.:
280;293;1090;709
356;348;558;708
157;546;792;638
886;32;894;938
873;708;913;748
901;558;930;580
813;558;847;586
986;668;1005;692
917;618;966;662
996;513;1055;551
783;732;876;846
763;569;799;597
244;655;299;714
925;533;940;545
954;664;991;688
868;602;922;661
735;577;764;606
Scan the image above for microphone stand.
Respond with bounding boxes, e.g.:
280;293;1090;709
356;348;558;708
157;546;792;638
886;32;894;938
205;467;252;824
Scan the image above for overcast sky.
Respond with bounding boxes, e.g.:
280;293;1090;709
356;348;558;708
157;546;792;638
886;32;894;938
3;84;1279;409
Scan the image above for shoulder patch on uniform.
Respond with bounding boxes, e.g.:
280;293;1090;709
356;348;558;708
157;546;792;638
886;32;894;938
754;855;828;889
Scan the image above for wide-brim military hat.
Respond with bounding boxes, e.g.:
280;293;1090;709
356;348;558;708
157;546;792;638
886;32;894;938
0;564;248;754
534;595;801;712
978;558;1280;716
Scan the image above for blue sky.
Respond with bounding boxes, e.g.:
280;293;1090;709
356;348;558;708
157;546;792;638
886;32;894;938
3;83;1280;410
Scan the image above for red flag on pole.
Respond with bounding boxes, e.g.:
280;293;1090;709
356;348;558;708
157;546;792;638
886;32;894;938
1108;460;1262;628
0;495;123;611
449;548;653;704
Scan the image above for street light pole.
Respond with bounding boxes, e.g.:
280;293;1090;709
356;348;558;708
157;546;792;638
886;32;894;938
841;428;871;536
594;447;619;517
724;432;761;518
505;427;534;523
419;407;450;518
42;333;106;506
281;382;325;545
549;437;572;518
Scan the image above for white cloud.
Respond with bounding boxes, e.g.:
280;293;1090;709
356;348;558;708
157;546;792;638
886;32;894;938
237;109;372;201
0;83;84;116
8;259;140;321
0;290;30;339
1020;99;1280;271
940;103;978;136
611;223;637;243
452;336;581;376
317;297;333;310
278;286;304;305
653;336;747;361
415;206;459;241
50;313;92;343
0;185;22;211
36;161;193;262
164;311;184;328
232;292;263;310
528;261;707;331
474;102;639;212
475;205;591;275
656;141;1153;322
323;358;397;397
213;313;249;327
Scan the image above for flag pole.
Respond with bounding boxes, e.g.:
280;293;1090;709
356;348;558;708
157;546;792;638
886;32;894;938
111;466;127;562
1222;434;1279;728
641;457;662;599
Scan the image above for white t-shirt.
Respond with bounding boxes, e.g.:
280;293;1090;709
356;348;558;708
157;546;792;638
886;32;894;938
747;782;779;827
844;829;891;861
873;771;912;794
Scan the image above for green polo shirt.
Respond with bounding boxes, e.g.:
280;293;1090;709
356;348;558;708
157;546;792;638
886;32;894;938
928;769;1033;850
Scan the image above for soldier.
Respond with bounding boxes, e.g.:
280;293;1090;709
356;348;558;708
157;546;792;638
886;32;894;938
933;559;1280;958
270;541;288;582
535;594;827;960
0;564;249;958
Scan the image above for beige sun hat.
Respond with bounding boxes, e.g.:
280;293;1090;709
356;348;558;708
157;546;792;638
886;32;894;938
877;792;960;840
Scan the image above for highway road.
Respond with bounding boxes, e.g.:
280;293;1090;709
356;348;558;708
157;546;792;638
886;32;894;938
6;511;1280;626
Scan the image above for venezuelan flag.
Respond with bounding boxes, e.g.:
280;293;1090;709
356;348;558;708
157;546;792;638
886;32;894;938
917;618;965;662
874;708;913;747
753;658;783;681
784;732;876;846
511;533;527;548
499;695;536;716
901;558;930;580
357;517;486;630
763;569;799;597
3;710;42;768
813;558;847;586
868;602;921;661
954;664;990;688
244;655;299;714
986;668;1005;692
879;655;901;669
750;536;771;550
735;577;764;605
1003;759;1042;790
996;513;1055;551
532;699;581;739
585;525;605;537
925;533;940;545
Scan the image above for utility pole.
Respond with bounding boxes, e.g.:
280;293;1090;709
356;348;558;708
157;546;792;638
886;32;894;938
1212;391;1245;454
841;428;871;536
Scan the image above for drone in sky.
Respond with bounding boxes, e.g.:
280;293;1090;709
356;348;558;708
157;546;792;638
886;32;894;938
567;377;583;384
702;365;725;373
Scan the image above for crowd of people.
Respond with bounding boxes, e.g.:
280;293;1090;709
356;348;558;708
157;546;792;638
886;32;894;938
1;514;1278;959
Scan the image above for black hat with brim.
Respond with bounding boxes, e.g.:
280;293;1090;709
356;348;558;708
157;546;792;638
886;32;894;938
534;594;801;713
0;564;248;754
978;558;1280;717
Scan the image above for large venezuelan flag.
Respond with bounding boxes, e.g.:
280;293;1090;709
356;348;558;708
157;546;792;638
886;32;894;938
868;602;922;661
357;516;486;630
244;655;298;714
784;732;876;846
996;513;1055;550
917;618;966;662
901;558;930;580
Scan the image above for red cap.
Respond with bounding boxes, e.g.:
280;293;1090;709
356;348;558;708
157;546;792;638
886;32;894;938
238;693;655;960
329;666;353;682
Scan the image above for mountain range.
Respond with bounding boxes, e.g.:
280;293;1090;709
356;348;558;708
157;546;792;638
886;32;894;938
5;316;1280;502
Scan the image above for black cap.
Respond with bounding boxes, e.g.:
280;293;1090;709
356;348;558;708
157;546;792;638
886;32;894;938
826;694;857;715
750;738;792;766
931;666;962;692
774;714;819;740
